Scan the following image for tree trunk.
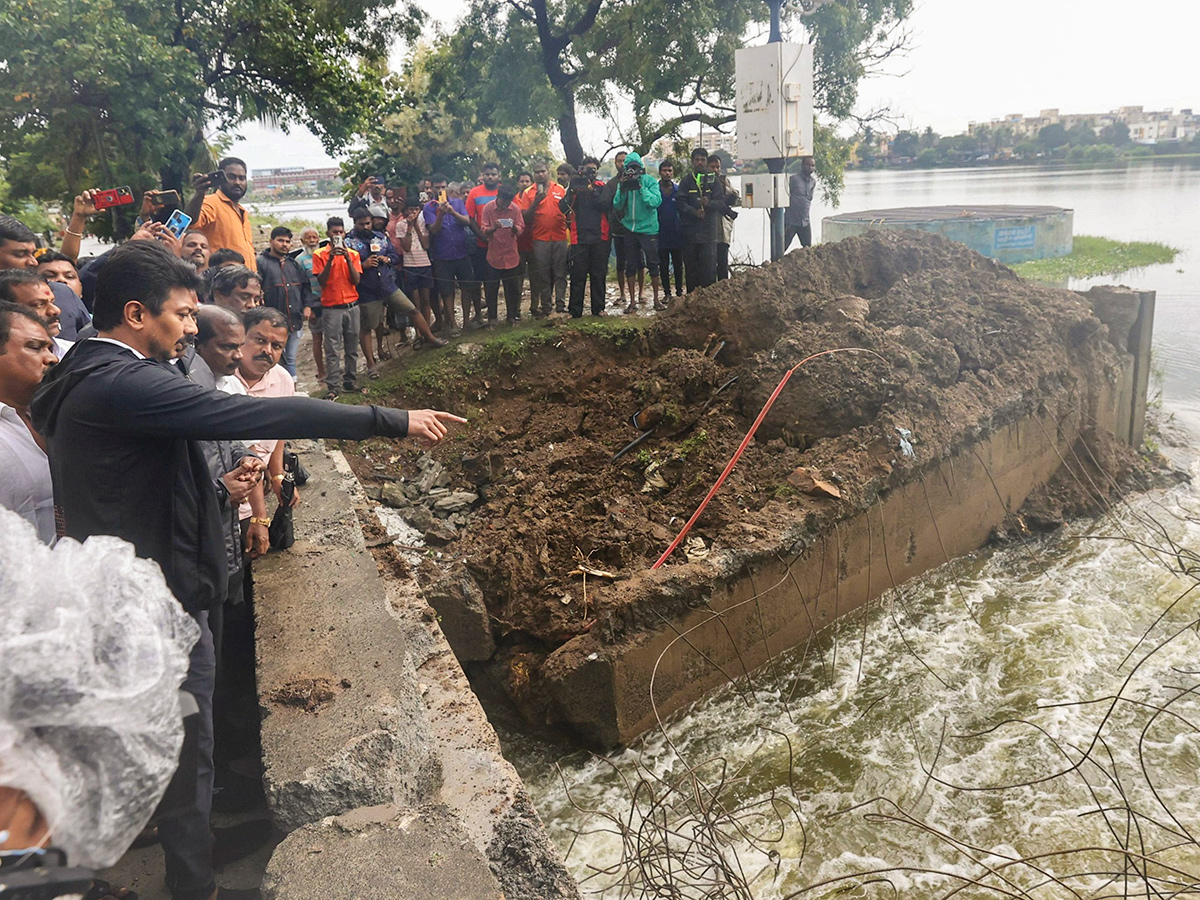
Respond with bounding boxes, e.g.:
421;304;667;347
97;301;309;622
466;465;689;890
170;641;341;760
557;90;584;165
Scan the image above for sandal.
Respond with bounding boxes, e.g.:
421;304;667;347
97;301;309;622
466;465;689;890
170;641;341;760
369;369;381;379
324;390;339;401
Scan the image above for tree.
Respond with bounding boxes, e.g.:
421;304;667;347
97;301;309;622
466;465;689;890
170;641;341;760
425;0;912;175
1038;123;1070;155
341;44;551;190
1099;121;1131;146
891;130;919;158
0;0;423;221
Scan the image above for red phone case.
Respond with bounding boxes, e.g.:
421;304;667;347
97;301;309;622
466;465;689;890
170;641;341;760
93;187;135;210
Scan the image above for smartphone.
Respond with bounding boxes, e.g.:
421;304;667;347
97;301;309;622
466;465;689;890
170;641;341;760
148;189;181;209
164;209;192;238
437;189;448;204
498;218;514;229
93;186;135;210
331;234;345;250
207;170;227;186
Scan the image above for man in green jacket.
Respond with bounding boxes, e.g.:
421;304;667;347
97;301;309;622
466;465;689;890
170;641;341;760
610;152;665;312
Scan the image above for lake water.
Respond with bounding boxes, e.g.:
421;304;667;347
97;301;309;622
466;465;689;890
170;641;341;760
485;162;1200;898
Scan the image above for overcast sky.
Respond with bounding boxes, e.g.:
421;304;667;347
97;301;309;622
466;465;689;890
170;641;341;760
228;0;1200;170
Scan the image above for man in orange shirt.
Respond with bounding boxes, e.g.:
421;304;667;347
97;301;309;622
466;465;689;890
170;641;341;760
311;217;363;399
516;161;568;317
184;157;257;271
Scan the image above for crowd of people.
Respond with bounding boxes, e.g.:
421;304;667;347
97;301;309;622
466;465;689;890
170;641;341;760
0;179;464;897
0;145;818;899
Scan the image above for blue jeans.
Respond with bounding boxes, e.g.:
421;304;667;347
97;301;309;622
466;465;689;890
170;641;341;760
282;328;300;378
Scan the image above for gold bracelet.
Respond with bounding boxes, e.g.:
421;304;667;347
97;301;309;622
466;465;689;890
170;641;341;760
66;229;85;237
249;516;271;527
272;473;285;482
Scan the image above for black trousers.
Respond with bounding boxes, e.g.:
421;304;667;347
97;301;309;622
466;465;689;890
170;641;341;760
659;247;683;296
683;242;717;293
716;243;730;281
484;264;523;320
569;240;610;316
785;223;813;250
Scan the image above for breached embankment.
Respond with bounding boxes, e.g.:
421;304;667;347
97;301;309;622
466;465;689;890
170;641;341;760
346;230;1159;747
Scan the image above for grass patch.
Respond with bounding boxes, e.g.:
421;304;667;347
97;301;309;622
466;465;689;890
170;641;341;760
1013;235;1178;283
340;314;652;405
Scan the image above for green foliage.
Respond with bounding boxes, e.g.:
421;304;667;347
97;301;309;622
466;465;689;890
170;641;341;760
420;0;912;167
341;44;551;188
350;315;651;403
1012;235;1179;283
0;0;422;220
677;430;709;458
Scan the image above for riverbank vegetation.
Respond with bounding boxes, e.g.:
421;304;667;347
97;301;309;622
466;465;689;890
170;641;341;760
1012;235;1179;283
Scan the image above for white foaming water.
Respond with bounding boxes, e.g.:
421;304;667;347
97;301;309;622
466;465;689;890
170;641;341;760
517;473;1200;898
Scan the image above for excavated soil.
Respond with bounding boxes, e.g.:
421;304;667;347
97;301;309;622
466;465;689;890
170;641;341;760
344;230;1156;727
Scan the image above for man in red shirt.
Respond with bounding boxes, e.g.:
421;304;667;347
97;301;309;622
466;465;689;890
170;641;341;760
311;217;363;399
516;162;568;317
464;162;500;328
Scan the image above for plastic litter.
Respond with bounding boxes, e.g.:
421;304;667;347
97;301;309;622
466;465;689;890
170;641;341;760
0;509;198;869
896;426;916;458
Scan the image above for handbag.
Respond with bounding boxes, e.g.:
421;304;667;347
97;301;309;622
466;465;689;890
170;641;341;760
283;449;309;486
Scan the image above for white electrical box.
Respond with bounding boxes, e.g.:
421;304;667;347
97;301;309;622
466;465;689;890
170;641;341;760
741;174;790;209
735;42;814;160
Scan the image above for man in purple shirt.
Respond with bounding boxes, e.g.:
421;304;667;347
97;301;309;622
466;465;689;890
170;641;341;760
423;175;477;336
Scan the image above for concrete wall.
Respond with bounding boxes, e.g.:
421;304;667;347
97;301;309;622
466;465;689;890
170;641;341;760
822;208;1073;264
255;442;579;900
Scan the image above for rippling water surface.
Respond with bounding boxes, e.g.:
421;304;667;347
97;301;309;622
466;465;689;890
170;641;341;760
511;473;1200;897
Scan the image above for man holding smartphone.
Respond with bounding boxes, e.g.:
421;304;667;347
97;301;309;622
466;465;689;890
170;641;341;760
185;157;256;272
311;217;363;399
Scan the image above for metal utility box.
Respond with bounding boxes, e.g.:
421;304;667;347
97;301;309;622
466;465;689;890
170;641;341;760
742;174;790;209
735;43;814;160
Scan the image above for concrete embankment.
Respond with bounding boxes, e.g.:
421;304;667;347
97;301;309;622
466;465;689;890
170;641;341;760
336;231;1160;750
254;442;579;899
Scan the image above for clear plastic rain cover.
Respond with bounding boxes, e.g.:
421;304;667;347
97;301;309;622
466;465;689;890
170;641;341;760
0;509;199;868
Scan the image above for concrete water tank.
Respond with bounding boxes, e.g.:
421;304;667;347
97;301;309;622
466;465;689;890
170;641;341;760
822;205;1073;264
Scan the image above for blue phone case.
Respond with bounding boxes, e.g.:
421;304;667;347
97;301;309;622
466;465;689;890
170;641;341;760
165;209;192;238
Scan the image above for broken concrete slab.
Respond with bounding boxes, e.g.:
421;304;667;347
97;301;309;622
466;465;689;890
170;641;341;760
433;491;478;513
255;443;441;832
261;804;503;900
424;566;495;662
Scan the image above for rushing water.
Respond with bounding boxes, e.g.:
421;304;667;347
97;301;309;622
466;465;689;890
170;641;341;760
511;477;1200;899
487;162;1200;898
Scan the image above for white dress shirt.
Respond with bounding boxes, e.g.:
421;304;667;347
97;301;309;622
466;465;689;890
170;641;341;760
0;402;54;544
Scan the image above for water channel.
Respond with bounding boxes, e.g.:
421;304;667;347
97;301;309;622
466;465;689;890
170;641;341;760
489;161;1200;898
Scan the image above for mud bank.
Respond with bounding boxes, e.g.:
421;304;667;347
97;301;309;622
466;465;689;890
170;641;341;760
347;230;1159;747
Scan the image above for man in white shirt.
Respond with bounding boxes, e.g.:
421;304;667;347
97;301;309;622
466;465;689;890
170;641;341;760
0;269;72;357
0;302;58;543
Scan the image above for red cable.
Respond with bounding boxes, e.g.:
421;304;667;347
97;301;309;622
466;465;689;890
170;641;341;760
651;348;886;570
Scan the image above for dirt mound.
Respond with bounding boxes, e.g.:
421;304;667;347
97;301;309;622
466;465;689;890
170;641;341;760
345;230;1141;730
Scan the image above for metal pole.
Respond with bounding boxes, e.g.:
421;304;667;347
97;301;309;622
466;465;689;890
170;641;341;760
766;0;785;261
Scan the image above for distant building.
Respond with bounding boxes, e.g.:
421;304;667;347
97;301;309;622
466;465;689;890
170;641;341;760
695;130;737;156
968;106;1198;144
250;166;341;192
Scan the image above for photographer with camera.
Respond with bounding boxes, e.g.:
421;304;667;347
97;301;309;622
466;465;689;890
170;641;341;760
609;152;664;313
184;158;255;273
560;156;611;318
